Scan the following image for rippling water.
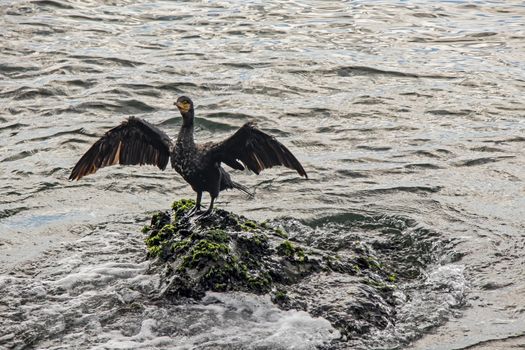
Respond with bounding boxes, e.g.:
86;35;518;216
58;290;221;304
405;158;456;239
1;1;524;349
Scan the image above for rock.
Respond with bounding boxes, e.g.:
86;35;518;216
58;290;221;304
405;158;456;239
143;199;400;338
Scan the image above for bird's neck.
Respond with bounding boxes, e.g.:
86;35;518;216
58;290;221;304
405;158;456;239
181;109;194;128
178;110;195;146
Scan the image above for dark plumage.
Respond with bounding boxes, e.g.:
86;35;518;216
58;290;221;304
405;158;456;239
70;96;307;216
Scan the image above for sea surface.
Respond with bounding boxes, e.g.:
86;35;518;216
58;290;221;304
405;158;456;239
1;1;524;349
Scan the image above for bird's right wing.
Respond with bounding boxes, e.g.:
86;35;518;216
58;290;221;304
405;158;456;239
208;122;307;178
69;116;172;180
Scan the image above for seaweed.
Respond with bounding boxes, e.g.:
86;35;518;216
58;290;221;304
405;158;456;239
143;198;403;337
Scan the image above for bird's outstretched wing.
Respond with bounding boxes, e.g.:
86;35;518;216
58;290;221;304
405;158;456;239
69;116;172;180
209;122;307;178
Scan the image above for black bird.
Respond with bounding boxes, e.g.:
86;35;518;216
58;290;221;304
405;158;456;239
70;96;307;216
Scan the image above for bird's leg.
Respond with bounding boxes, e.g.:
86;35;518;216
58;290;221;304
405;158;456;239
196;173;220;220
196;196;215;220
186;192;203;217
194;191;203;213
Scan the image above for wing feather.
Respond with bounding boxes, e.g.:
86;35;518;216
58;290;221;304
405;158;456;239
209;122;307;178
69;117;172;180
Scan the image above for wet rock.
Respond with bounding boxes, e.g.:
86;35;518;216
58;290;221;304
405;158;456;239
143;199;401;338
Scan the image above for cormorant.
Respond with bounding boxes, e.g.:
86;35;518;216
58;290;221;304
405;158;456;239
70;96;307;216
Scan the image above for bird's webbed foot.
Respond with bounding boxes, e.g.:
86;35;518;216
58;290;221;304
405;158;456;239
195;197;215;221
195;208;212;221
183;203;203;219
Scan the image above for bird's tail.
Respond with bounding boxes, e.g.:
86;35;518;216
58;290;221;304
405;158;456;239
232;181;255;198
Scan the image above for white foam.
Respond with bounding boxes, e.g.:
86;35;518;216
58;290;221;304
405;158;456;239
426;264;467;308
370;264;467;347
92;292;340;350
92;319;173;350
52;261;149;290
0;228;339;350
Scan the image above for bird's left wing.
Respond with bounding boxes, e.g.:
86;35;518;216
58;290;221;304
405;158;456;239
69;116;172;180
208;122;307;178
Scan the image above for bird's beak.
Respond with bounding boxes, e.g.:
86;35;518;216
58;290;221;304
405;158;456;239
175;102;190;113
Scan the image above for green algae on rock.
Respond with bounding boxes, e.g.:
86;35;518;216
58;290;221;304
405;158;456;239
143;199;402;337
143;199;318;299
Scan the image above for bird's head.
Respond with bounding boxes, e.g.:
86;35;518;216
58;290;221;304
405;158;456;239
175;96;194;115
